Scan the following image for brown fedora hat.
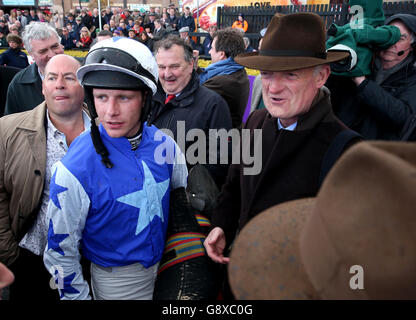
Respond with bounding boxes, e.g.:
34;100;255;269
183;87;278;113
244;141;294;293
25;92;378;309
229;141;416;299
235;12;349;71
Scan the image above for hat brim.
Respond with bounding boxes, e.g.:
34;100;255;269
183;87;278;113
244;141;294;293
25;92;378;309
228;198;319;300
235;51;350;71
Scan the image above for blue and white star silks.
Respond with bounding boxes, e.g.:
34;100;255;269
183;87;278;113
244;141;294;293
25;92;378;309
49;169;68;210
43;124;187;299
47;219;69;256
58;272;80;298
117;161;170;235
44;161;92;300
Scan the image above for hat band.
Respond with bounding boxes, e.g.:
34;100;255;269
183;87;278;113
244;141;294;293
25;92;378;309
259;49;327;59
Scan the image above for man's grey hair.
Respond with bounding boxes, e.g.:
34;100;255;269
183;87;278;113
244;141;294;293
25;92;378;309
153;34;194;63
313;65;325;76
243;36;250;48
22;22;61;53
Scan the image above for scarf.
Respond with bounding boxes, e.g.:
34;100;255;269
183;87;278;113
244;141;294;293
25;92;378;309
199;57;244;85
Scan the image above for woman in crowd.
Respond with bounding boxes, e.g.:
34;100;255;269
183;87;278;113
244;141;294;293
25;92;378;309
76;26;92;49
138;30;153;51
128;29;139;41
133;20;144;34
232;13;248;33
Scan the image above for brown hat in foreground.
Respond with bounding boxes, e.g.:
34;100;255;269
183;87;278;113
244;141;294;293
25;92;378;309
229;141;416;299
235;12;349;71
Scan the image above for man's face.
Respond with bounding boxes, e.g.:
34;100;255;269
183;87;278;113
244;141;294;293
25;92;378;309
66;24;72;31
185;8;191;16
209;37;224;63
42;55;84;120
379;21;413;68
93;88;144;138
156;44;194;95
62;28;68;35
110;20;115;27
260;66;329;127
30;35;64;74
179;31;188;39
169;9;175;16
155;21;161;29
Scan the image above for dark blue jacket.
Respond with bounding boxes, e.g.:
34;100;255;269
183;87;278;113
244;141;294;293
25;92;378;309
73;23;84;41
61;34;76;50
26;14;39;24
200;35;212;56
4;63;43;115
178;15;195;32
103;13;113;25
166;15;179;30
149;71;232;188
0;48;29;69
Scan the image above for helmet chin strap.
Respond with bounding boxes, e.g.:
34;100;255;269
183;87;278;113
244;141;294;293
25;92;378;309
141;90;153;127
85;87;114;169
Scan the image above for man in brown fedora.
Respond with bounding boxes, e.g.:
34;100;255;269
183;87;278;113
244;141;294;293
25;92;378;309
204;13;360;269
228;141;416;299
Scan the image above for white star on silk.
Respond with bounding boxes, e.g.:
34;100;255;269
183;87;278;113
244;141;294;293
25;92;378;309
117;161;170;235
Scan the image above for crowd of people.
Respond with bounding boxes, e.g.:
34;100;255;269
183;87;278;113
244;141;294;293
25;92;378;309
1;0;416;302
0;5;256;64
